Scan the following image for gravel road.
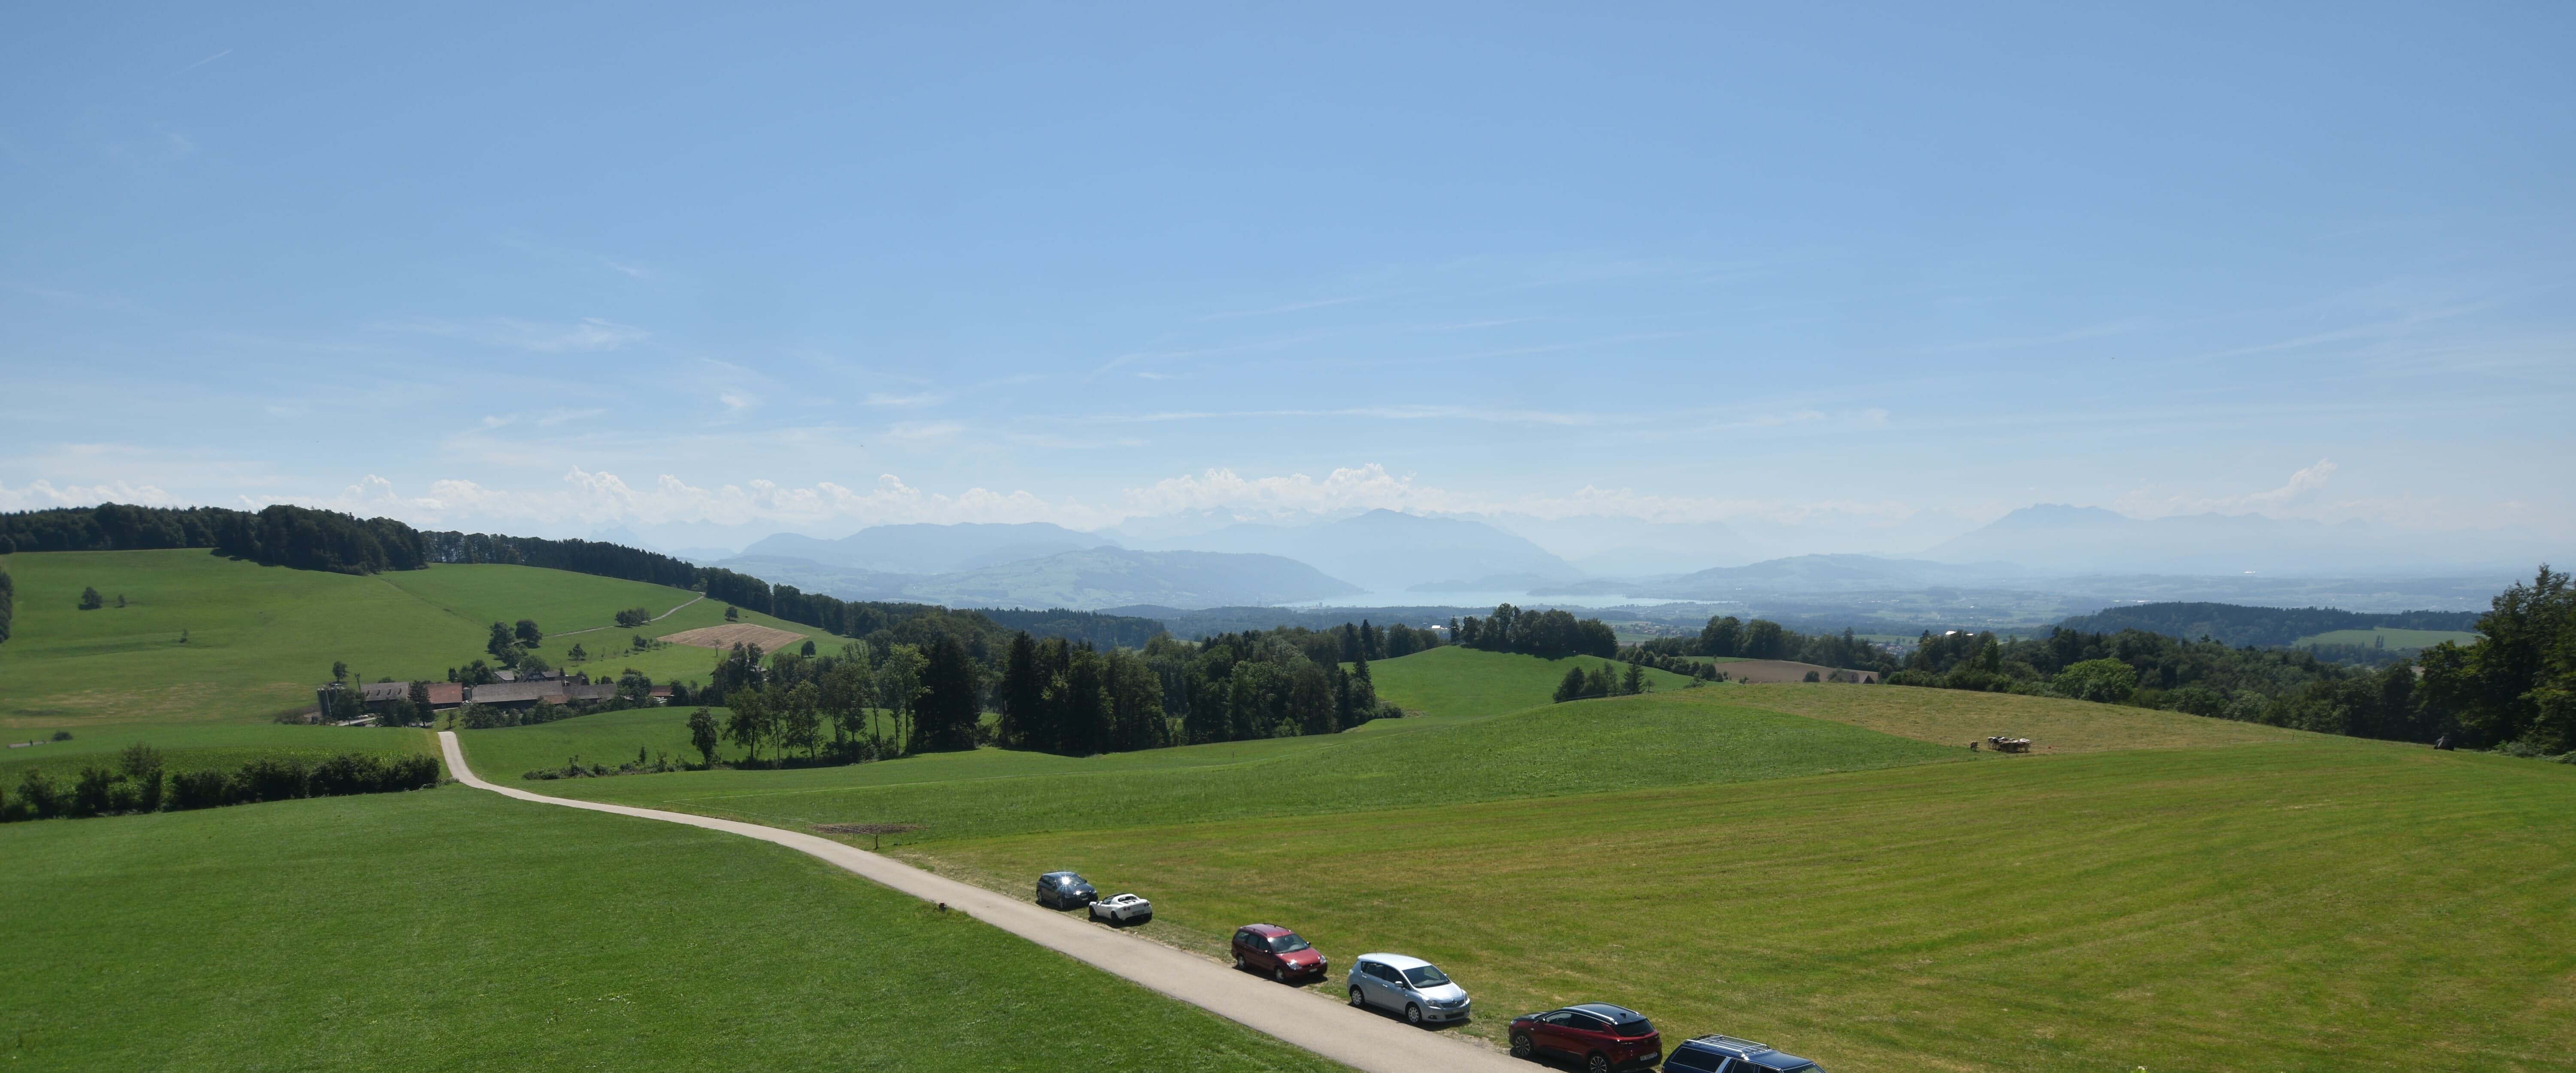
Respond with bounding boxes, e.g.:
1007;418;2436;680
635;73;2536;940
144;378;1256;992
437;731;1526;1073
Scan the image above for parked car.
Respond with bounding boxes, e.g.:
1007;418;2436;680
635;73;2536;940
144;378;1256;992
1345;953;1470;1026
1661;1035;1826;1073
1230;924;1328;982
1088;892;1153;923
1034;871;1097;909
1507;1003;1661;1072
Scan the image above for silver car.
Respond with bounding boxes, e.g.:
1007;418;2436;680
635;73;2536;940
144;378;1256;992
1346;953;1470;1026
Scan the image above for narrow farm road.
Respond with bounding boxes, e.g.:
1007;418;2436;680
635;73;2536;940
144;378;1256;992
437;732;1525;1073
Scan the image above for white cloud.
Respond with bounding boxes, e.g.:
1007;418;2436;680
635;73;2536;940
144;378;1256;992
0;478;181;511
2113;459;2339;518
863;392;942;408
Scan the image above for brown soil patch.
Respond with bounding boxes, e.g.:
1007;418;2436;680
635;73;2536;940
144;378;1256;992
661;623;808;652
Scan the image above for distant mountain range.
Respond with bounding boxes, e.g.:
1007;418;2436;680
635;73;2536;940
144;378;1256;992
715;546;1360;611
1922;504;2556;576
740;522;1112;575
1141;509;1582;592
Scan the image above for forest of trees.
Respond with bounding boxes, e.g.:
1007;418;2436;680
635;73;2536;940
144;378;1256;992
1452;603;1616;659
2055;601;2481;648
1629;615;1898;673
0;562;13;645
2419;566;2575;755
1878;568;2576;753
0;503;428;574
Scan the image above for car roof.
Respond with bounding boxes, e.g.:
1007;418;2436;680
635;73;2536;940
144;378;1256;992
1682;1036;1810;1066
1240;923;1293;936
1567;1003;1644;1021
1355;953;1433;970
1040;871;1085;880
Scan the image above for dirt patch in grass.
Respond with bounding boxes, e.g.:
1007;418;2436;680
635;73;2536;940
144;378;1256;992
660;623;808;652
1726;682;2306;752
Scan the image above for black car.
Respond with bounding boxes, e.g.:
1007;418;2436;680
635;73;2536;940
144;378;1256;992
1035;871;1097;909
1662;1035;1826;1073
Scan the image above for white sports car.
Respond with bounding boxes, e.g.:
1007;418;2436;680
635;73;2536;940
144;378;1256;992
1088;892;1153;923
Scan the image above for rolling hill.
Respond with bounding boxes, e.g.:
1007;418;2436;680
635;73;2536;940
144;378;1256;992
0;550;820;727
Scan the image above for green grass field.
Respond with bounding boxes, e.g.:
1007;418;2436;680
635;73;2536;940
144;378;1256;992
0;722;437;785
911;736;2576;1072
0;550;835;728
2293;626;2482;649
1359;644;1696;716
0;785;1345;1073
463;688;1961;845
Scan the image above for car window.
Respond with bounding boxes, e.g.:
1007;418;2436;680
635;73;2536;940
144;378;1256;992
1268;934;1310;954
1400;965;1451;987
1537;1011;1572;1025
1611;1016;1654;1035
1567;1012;1608;1032
1371;964;1400;982
1664;1049;1721;1073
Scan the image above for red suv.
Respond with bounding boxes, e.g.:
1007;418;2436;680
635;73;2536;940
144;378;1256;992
1508;1003;1662;1072
1230;924;1327;982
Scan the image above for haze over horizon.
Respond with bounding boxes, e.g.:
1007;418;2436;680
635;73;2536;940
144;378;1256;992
6;4;2571;564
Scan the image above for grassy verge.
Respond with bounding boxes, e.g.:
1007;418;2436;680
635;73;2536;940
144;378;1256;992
908;738;2576;1073
1;785;1348;1072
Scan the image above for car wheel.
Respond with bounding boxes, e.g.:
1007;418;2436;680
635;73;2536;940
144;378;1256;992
1510;1033;1535;1060
1273;964;1289;983
1404;1003;1424;1026
1234;953;1248;970
1349;987;1367;1008
1587;1053;1611;1073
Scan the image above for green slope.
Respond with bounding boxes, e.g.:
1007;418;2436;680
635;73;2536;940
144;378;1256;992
919;737;2576;1073
0;721;437;785
462;689;1961;843
0;550;830;728
1;786;1344;1073
1358;644;1697;719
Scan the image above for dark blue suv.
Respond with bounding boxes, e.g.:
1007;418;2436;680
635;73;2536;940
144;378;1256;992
1662;1035;1826;1073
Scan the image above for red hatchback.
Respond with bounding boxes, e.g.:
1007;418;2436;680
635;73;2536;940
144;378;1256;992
1230;924;1327;982
1508;1003;1662;1072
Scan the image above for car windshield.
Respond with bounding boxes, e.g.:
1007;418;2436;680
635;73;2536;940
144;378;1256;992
1057;876;1086;886
1612;1018;1654;1036
1401;965;1451;987
1268;934;1311;954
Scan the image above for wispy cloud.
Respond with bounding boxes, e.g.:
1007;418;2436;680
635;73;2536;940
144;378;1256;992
536;407;606;427
863;391;942;408
1192;294;1382;322
168;49;233;79
375;316;648;353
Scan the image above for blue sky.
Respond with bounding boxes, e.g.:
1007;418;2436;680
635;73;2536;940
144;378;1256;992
4;2;2570;554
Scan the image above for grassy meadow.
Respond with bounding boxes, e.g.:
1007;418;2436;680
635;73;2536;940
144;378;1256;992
2291;626;2482;649
911;735;2576;1072
1358;643;1696;715
0;722;437;785
0;784;1346;1073
461;691;1959;843
0;550;832;729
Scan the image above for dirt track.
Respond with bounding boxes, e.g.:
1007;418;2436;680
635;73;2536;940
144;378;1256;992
436;732;1520;1073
